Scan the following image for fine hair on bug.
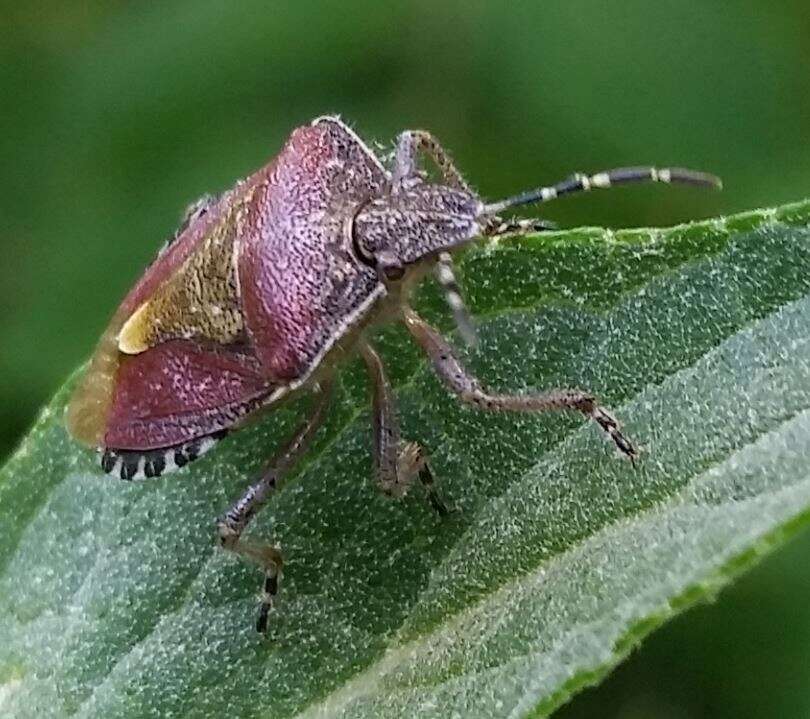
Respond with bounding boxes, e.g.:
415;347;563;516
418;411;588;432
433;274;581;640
66;116;721;633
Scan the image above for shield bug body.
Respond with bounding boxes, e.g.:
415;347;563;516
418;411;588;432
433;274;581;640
67;116;720;632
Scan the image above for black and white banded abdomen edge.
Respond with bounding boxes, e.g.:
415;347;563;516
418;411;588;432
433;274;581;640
100;430;228;480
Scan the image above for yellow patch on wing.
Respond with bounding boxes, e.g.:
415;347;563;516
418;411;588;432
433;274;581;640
118;301;152;354
117;212;244;353
66;194;251;449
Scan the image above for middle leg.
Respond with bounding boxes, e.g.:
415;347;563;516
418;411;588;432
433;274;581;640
403;309;637;462
359;341;449;515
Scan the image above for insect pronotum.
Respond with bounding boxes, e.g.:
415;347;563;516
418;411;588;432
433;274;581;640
66;116;721;632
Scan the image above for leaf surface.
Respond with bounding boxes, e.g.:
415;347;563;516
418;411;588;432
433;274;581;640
2;201;810;719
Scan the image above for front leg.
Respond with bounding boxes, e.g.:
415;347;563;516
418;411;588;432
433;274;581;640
390;131;481;346
482;216;558;238
392;129;471;191
359;341;449;515
218;380;333;633
403;309;637;462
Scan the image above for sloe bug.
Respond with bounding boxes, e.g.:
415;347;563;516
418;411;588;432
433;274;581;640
67;116;721;631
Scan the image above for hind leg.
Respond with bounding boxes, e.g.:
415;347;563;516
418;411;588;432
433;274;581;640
217;381;333;632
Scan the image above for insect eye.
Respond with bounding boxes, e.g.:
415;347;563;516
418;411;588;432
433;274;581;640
349;201;405;281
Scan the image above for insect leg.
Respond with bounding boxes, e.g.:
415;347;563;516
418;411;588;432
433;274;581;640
391;131;478;345
403;309;637;463
359;341;450;515
217;380;333;633
435;252;477;347
481;216;558;238
392;129;471;191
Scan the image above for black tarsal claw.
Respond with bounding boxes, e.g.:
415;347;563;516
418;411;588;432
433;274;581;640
591;407;638;466
264;573;278;596
614;432;638;466
256;603;270;634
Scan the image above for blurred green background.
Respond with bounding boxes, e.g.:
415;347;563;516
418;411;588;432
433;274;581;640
2;1;809;717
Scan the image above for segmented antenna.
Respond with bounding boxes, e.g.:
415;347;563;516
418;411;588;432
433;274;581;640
483;166;722;215
435;252;477;346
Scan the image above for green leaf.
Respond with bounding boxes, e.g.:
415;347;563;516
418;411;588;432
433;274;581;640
2;200;810;719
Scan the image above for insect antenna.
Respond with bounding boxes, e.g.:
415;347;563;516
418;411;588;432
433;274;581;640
435;252;478;346
483;166;722;215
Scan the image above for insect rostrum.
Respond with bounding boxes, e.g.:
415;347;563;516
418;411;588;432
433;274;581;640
66;116;720;632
